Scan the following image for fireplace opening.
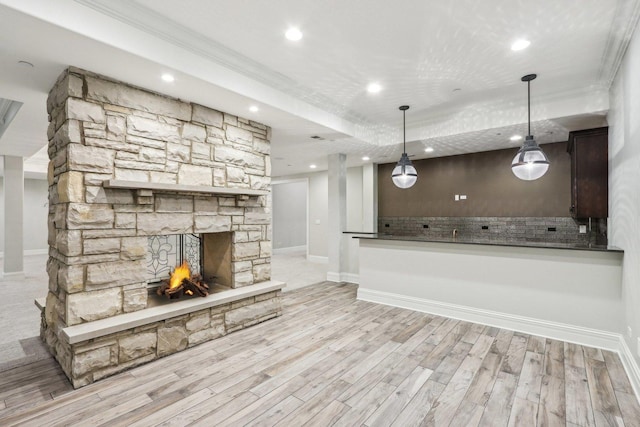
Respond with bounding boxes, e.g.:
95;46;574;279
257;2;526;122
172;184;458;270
146;234;203;286
156;260;210;299
146;232;234;304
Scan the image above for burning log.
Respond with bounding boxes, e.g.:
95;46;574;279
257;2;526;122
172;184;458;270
157;261;209;299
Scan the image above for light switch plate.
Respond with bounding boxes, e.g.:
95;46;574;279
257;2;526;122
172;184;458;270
579;225;587;234
460;195;467;200
454;194;459;201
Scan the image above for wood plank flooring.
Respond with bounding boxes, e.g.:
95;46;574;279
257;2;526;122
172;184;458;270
1;282;639;426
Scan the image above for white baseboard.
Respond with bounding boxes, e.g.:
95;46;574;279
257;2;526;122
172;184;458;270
0;271;25;281
618;336;640;403
326;271;341;282
357;287;621;351
26;249;48;256
326;272;360;284
342;273;359;284
307;255;328;264
0;248;48;258
358;287;640;405
273;245;306;254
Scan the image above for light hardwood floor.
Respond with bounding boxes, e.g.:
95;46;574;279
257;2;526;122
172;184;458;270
1;282;639;426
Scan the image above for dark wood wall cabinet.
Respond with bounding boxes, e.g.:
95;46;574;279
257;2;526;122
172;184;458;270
567;127;608;219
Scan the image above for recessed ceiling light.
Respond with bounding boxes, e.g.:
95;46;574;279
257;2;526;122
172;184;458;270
249;105;259;112
309;164;317;169
511;39;531;51
285;27;303;41
425;147;434;153
161;73;175;83
367;83;382;93
510;135;523;141
362;156;370;161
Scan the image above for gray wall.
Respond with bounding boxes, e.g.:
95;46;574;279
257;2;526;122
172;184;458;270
0;177;49;253
378;142;571;217
272;181;307;249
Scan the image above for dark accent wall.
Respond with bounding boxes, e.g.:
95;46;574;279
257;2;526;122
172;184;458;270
378;142;571;217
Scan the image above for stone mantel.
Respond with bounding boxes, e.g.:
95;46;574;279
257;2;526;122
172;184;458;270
60;280;284;344
102;179;269;197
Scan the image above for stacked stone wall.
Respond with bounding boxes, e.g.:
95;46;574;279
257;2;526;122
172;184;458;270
66;291;281;388
43;67;278;387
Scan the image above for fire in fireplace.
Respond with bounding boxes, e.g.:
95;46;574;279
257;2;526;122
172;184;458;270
146;234;202;285
156;260;210;299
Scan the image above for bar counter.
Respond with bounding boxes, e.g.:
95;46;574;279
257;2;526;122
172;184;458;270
354;234;624;350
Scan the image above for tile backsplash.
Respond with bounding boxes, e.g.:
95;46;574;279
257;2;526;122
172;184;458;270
378;217;607;246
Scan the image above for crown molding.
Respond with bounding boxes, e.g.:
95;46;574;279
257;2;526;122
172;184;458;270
73;0;376;131
598;0;640;86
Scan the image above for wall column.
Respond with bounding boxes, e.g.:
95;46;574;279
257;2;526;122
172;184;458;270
3;155;24;278
327;153;347;282
362;163;378;232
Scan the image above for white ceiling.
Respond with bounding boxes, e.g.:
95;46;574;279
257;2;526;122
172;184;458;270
0;0;637;177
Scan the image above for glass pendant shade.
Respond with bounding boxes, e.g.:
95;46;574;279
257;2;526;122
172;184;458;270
391;153;418;188
391;105;418;188
512;74;549;181
511;136;550;181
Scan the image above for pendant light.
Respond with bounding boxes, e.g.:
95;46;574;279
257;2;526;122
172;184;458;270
511;74;550;181
391;105;418;188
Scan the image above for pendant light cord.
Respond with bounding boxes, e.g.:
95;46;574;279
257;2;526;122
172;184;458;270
527;80;531;136
403;109;406;153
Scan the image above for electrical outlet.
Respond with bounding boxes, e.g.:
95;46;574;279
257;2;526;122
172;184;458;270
579;225;587;234
628;326;633;339
460;195;467;200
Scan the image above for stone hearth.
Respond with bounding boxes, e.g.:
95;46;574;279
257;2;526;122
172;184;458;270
40;67;283;388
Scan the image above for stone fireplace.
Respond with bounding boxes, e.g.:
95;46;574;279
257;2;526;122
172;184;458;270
40;67;283;388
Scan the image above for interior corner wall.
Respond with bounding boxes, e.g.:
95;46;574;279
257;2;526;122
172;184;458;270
272;181;307;249
378;142;571;217
608;15;640;368
273;171;328;258
274;166;365;260
0;177;49;254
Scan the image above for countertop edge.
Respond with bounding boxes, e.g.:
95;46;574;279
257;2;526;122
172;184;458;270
353;235;623;253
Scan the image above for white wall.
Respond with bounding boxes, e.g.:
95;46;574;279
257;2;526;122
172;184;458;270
347;167;363;231
275;166;366;261
272;181;307;250
308;171;329;258
274;171;328;258
609;16;640;367
0;177;48;253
